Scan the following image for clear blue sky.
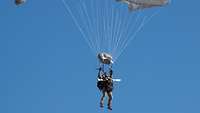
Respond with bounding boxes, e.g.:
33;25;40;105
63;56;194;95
0;0;200;113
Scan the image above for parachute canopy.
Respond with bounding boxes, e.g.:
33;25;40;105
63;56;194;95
15;0;26;6
116;0;169;11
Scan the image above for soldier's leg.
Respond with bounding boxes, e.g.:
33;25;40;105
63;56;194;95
100;91;105;107
107;91;113;110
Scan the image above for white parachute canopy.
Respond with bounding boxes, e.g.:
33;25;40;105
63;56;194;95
116;0;169;11
61;0;169;63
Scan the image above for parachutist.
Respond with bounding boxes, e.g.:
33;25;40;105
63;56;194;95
97;67;113;110
97;52;114;110
15;0;26;6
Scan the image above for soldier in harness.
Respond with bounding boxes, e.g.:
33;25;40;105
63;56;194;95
97;67;114;110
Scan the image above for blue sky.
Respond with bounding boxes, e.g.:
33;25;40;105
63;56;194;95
0;0;200;113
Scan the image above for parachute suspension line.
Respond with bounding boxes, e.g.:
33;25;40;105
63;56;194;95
94;0;102;53
77;3;94;50
108;4;117;55
107;0;112;54
90;0;102;55
109;3;117;56
97;0;104;53
110;11;124;61
88;0;96;53
80;1;99;53
113;6;141;60
93;0;101;54
115;15;146;61
112;8;125;56
112;12;143;61
104;0;112;53
104;0;111;53
111;11;142;61
95;0;116;54
89;0;97;54
102;2;106;52
61;0;96;54
105;0;112;53
109;1;117;55
110;6;126;61
114;10;160;60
